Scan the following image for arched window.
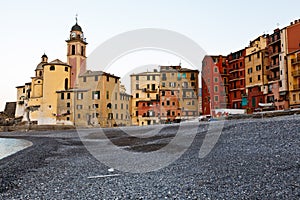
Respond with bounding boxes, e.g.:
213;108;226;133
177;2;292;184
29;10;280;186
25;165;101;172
65;78;68;90
107;103;112;109
50;66;55;71
72;45;75;55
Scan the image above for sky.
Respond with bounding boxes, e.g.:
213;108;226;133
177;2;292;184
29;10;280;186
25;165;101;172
0;0;299;110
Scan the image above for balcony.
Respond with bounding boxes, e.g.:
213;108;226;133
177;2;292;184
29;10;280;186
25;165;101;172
291;58;300;65
292;70;300;77
268;64;280;70
268;38;281;45
267;76;279;82
142;88;158;93
293;84;300;90
229;77;245;82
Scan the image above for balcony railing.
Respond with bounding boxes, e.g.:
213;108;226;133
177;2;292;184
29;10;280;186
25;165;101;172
293;84;300;90
292;70;300;77
268;64;280;70
291;58;300;65
267;76;280;82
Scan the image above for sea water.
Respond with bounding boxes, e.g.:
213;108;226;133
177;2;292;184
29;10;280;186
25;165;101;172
0;138;32;160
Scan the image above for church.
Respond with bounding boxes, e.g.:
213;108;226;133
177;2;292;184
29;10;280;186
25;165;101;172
15;19;132;127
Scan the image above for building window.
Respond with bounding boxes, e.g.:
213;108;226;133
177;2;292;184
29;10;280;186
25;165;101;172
61;93;64;100
172;102;175;106
50;65;55;71
258;75;261;81
214;77;218;83
136;84;139;90
106;91;109;99
81;46;84;56
95;76;98;81
77;105;83;109
121;114;123;120
249;78;252;83
257;52;260;58
162;102;165;106
171;90;175;95
77;92;83;100
126;104;129;110
136;76;139;80
67;93;70;99
293;94;296;101
191;73;195;80
65;67;68;72
83;77;86;82
162;73;167;81
92;104;99;109
67;117;70;121
256;65;262;71
92;91;100;99
64;78;69;90
152;75;155;80
162;91;165;96
121;103;123;109
71;45;75;55
214;96;219;102
136;93;139;98
167;101;170;106
106;76;109;82
135;111;138;117
147;93;150;98
214;86;218;92
77;114;81;119
182;73;186;79
249;56;251;61
147;75;150;80
115;104;117;109
67;102;70;107
214;67;218;73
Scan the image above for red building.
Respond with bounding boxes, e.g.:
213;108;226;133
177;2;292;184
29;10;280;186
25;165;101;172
286;19;300;54
202;55;230;116
159;90;181;123
137;100;160;125
228;49;247;109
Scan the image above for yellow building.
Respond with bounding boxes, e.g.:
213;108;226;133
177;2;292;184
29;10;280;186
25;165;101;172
287;50;300;108
57;70;131;127
160;66;199;122
130;70;160;126
244;35;268;111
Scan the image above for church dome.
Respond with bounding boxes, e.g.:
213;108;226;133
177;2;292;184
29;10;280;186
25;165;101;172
36;62;45;70
71;23;82;32
36;54;48;70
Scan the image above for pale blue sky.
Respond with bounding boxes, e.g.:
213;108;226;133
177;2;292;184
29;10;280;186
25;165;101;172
0;0;299;109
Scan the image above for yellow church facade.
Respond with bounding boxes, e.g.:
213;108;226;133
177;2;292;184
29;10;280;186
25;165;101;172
15;20;131;127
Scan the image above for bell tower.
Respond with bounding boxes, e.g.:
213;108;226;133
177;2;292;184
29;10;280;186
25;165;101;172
66;16;88;88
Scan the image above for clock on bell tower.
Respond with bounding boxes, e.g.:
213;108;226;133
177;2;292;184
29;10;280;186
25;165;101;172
66;17;88;88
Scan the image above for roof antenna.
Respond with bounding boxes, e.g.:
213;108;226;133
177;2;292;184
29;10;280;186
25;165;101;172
179;60;182;66
76;13;78;24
